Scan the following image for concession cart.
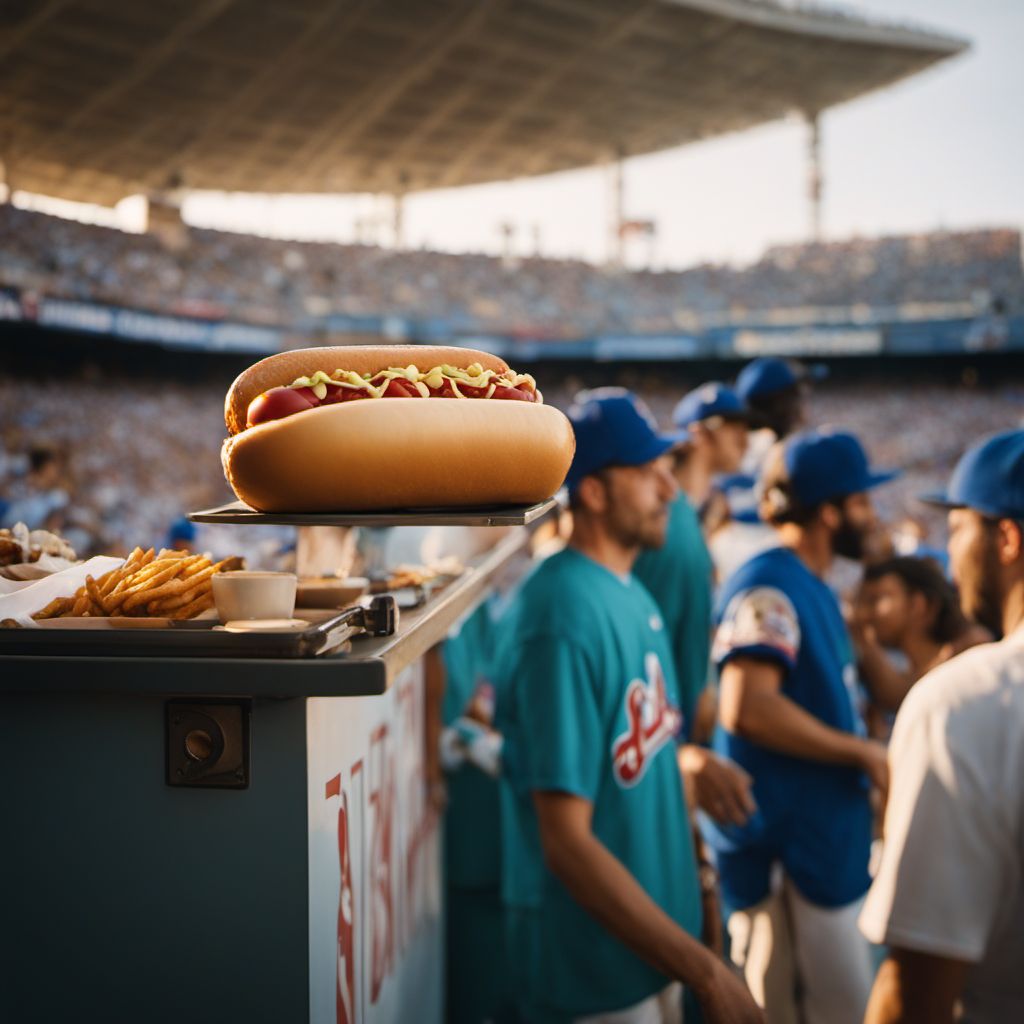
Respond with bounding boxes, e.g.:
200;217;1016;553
1;500;556;1024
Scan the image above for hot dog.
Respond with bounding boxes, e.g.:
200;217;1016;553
221;345;575;512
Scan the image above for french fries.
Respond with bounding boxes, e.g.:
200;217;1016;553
32;549;244;621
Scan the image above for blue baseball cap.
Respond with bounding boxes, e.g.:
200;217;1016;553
736;358;828;402
921;430;1024;520
166;516;197;546
783;429;900;506
672;382;761;430
566;392;675;493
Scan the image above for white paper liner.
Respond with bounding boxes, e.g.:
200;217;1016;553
0;556;125;628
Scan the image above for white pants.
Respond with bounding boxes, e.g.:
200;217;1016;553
574;982;684;1024
727;876;873;1024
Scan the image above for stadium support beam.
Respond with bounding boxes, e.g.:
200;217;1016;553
392;192;404;250
608;153;626;269
807;112;823;243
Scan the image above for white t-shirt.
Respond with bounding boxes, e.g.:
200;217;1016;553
859;628;1024;1023
740;428;777;479
707;519;778;586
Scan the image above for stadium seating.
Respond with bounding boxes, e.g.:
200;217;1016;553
1;204;1019;338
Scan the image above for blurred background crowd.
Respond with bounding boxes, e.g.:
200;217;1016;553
2;204;1019;337
1;362;1020;567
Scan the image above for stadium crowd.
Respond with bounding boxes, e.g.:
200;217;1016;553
0;375;231;558
1;203;1020;336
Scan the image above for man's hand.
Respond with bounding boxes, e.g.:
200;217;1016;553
679;744;757;826
695;960;766;1024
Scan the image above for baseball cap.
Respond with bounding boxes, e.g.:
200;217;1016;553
672;382;761;430
566;392;675;493
921;429;1024;520
783;429;900;507
736;358;828;403
166;516;197;546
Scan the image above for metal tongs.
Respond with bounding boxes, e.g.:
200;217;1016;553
314;595;397;656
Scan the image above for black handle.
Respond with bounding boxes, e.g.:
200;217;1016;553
361;595;396;636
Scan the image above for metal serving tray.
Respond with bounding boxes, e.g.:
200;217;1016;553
0;596;396;659
188;497;560;528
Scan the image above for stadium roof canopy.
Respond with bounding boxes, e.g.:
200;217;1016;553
0;0;966;205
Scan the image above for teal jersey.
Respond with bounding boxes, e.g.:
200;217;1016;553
443;601;502;889
498;548;702;1019
633;493;713;738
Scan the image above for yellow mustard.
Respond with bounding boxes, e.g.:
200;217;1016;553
287;364;540;402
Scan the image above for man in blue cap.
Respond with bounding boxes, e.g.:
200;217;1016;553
164;515;197;552
636;383;750;732
734;358;825;449
706;428;896;1024
666;382;756;527
664;381;779;584
730;359;826;549
497;392;762;1024
860;429;1024;1024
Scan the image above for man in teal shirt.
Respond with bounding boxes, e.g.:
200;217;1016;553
498;392;762;1024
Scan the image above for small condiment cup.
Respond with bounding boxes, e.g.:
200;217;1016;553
212;571;297;622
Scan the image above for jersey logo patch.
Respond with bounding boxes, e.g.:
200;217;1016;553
714;586;800;663
611;653;682;788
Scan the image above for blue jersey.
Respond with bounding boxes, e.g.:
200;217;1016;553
498;548;701;1020
705;546;872;910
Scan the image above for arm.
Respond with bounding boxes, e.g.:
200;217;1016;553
533;791;763;1024
855;633;915;713
718;655;888;794
690;682;719;745
865;949;969;1024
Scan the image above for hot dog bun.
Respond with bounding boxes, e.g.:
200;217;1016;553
225;345;508;436
221;345;574;512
